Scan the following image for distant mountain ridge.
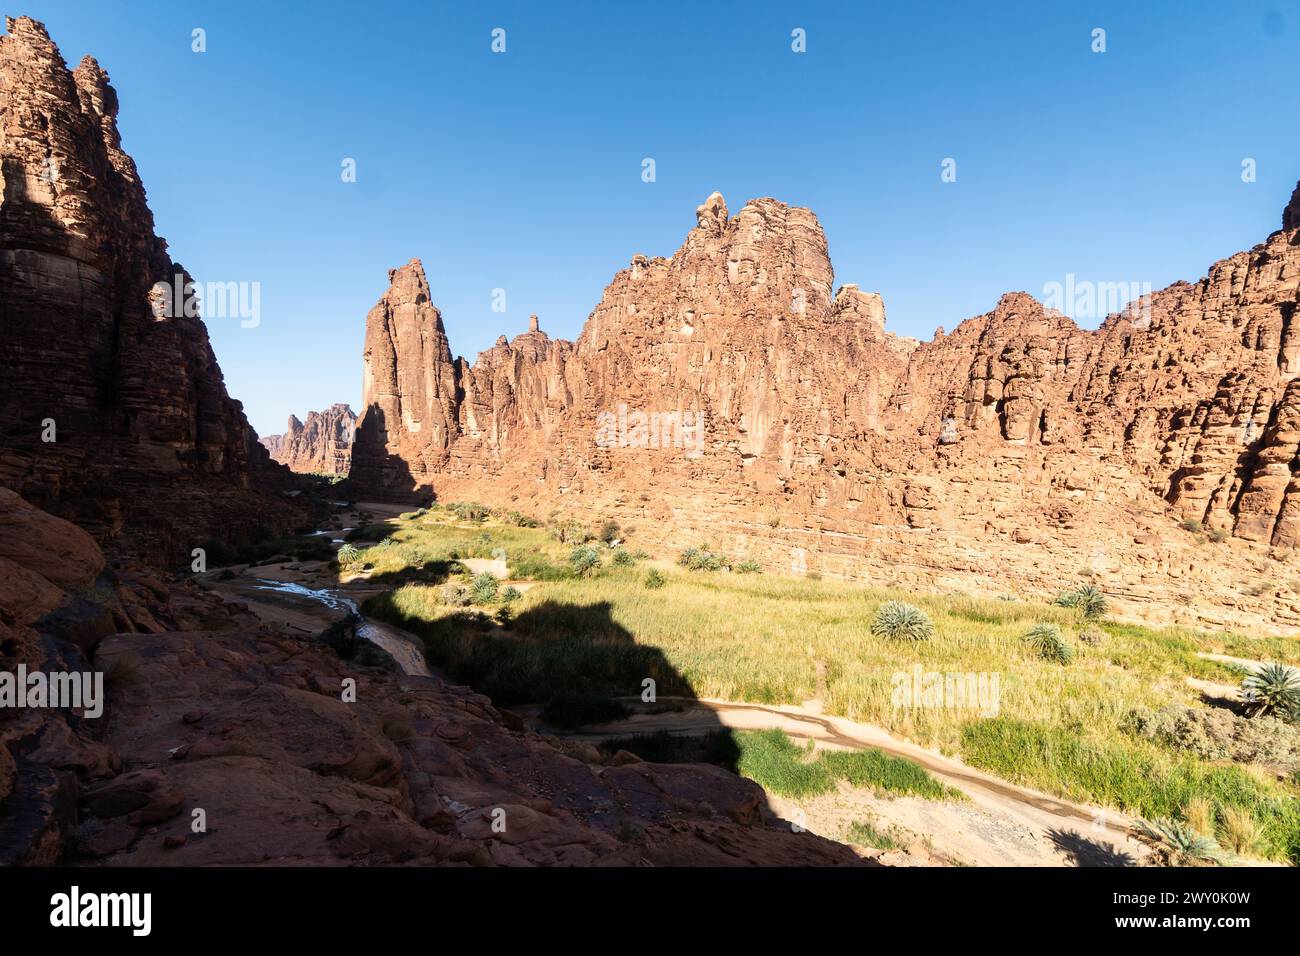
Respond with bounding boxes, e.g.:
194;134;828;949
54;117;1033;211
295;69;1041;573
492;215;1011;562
261;403;356;476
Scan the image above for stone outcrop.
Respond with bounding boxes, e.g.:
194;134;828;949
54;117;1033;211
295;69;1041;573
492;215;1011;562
0;490;865;867
351;184;1300;633
0;16;300;565
261;403;357;476
349;260;462;497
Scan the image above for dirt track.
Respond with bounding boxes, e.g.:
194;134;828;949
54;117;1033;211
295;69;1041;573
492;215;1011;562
561;696;1152;866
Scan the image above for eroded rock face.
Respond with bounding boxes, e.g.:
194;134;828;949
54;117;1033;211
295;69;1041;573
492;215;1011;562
0;492;865;867
350;183;1300;633
261;403;357;476
0;16;300;564
350;260;462;497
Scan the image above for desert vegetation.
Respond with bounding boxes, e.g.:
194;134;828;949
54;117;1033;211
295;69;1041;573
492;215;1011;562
343;504;1300;862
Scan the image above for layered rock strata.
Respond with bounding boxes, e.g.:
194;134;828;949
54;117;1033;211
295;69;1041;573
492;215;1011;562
350;188;1300;632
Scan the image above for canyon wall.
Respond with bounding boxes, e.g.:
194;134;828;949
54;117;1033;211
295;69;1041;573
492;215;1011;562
261;403;356;476
0;17;300;563
351;189;1300;632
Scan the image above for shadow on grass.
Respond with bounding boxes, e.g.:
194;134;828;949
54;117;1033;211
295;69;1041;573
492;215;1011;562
361;594;742;772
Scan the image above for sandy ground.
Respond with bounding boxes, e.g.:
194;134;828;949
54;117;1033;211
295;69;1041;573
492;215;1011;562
560;696;1152;867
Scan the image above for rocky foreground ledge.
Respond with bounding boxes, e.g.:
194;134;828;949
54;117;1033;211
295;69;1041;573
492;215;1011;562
0;489;865;866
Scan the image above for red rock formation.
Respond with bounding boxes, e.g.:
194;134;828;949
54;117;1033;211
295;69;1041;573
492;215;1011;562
351;185;1300;632
0;16;300;564
350;260;462;497
261;403;357;476
0;490;865;867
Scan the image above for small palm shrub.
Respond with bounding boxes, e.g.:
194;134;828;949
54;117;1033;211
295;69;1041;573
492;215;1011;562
569;544;602;576
470;572;499;604
500;585;522;603
1054;584;1107;620
1134;818;1221;865
1241;662;1300;721
1024;623;1073;664
644;569;666;589
870;601;934;641
678;546;729;571
612;548;635;566
735;560;762;574
336;544;362;569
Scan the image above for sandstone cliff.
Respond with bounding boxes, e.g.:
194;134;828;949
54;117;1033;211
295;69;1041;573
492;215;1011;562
0;488;863;867
0;16;299;564
350;188;1300;633
261;403;357;476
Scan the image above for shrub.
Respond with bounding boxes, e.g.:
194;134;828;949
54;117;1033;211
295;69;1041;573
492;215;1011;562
678;546;729;572
470;572;499;604
451;502;490;522
550;519;590;544
504;510;540;528
1208;527;1230;543
644;569;666;589
1125;703;1300;768
1023;622;1073;664
1179;518;1204;533
439;583;471;607
611;548;635;566
1079;627;1104;646
500;585;522;603
336;543;362;569
599;520;621;544
735;560;763;574
869;601;934;641
1134;818;1221;865
1054;584;1107;620
569;544;602;576
494;605;513;629
1242;662;1300;721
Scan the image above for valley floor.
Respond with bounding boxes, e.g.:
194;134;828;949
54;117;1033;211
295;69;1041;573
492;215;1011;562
198;500;1300;866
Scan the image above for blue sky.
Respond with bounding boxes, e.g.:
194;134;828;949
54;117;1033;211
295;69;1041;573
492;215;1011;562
11;1;1300;435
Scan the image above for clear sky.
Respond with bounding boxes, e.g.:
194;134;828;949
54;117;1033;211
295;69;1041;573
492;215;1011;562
11;1;1300;435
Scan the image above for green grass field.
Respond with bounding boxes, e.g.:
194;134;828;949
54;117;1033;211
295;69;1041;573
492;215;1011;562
346;505;1300;862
